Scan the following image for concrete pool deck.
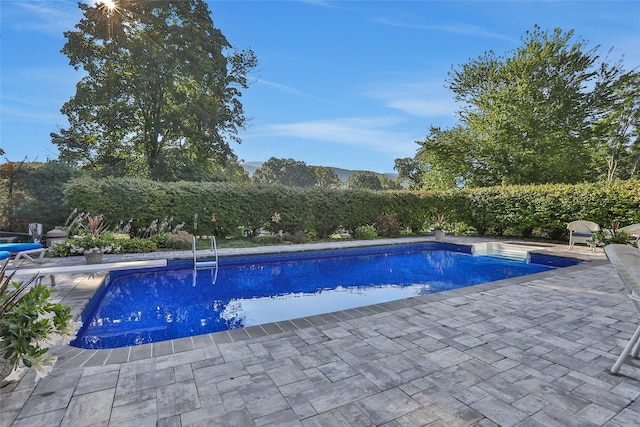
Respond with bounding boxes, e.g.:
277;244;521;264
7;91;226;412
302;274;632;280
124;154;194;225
1;237;639;426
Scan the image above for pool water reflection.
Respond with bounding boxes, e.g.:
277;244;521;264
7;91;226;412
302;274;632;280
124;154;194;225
72;243;580;349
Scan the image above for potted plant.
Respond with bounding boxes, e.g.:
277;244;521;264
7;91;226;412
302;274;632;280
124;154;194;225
433;214;447;241
67;215;120;264
0;262;81;384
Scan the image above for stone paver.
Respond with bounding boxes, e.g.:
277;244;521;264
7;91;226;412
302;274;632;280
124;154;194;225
1;237;639;426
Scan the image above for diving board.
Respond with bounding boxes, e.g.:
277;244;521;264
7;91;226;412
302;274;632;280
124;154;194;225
7;259;168;283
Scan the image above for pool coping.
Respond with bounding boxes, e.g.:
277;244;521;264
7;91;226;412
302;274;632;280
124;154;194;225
46;236;607;370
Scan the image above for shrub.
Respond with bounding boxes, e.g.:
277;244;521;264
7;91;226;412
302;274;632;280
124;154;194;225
284;231;308;244
63;176;640;242
252;235;281;245
117;238;158;253
354;225;377;240
165;231;193;249
374;213;402;237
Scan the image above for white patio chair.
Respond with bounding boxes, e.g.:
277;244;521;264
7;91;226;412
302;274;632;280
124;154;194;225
604;244;640;374
620;223;640;243
567;220;600;250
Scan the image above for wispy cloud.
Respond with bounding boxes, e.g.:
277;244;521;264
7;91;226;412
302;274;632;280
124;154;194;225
298;0;346;9
365;81;458;120
11;1;80;36
375;17;516;42
255;79;341;105
252;117;418;157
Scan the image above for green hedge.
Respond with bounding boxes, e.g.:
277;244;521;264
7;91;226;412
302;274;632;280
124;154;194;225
62;177;640;240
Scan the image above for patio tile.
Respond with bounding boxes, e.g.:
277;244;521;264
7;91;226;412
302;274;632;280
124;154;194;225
169;400;225;426
576;402;617;425
155;348;206;370
129;343;153;361
515;376;591;414
73;370;119;395
173;337;195;353
9;408;65;427
113;388;156;408
135;367;176;391
608;408;640;426
254;408;304;426
286;392;318;419
105;346;130;364
355;388;421;425
470;395;528;426
192;358;244;384
412;387;485;425
152;340;174;357
239;381;290;418
302;375;379;413
61;388;115;426
267;361;308;386
317;360;358;382
301;409;352;427
33;369;83;395
157;380;201;418
17;387;74;419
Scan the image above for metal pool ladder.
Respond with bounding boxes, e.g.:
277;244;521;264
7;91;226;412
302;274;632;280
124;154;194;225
192;236;219;284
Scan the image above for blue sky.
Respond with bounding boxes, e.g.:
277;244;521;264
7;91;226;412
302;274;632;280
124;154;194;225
1;1;639;173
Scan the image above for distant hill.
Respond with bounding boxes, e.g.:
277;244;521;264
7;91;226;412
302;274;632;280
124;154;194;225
240;162;398;182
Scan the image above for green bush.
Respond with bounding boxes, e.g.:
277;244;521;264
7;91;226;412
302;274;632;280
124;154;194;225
117;238;158;253
164;231;193;249
354;225;377;240
284;231;308;244
62;177;640;243
373;213;402;237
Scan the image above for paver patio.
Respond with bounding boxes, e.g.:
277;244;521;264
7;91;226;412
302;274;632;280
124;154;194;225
1;238;639;426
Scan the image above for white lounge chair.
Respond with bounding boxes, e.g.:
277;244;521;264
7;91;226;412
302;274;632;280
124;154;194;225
0;242;47;267
604;244;640;374
567;220;600;250
620;223;640;243
0;251;9;268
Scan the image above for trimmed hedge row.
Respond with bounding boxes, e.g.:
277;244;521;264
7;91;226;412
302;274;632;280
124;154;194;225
63;177;640;240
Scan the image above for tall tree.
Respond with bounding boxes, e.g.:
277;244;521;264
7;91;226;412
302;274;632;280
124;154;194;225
379;175;403;190
592;71;640;181
52;0;257;180
346;171;382;190
252;157;317;187
408;26;633;187
0;161;29;231
311;166;341;188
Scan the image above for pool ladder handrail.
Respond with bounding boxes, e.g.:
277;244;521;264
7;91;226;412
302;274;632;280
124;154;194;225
192;236;219;269
193;236;219;285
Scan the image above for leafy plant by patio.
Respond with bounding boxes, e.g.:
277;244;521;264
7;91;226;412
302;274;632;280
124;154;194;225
354;225;377;240
0;263;81;382
432;214;447;230
374;213;402;238
50;214;122;257
587;221;631;246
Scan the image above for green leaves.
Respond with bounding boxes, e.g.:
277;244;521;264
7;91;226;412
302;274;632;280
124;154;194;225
0;267;78;380
252;158;318;187
55;0;257;180
412;26;636;188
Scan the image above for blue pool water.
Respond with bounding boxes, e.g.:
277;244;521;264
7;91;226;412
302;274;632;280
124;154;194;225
71;243;582;349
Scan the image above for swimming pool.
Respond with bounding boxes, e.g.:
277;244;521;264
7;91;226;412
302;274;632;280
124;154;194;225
71;243;582;349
